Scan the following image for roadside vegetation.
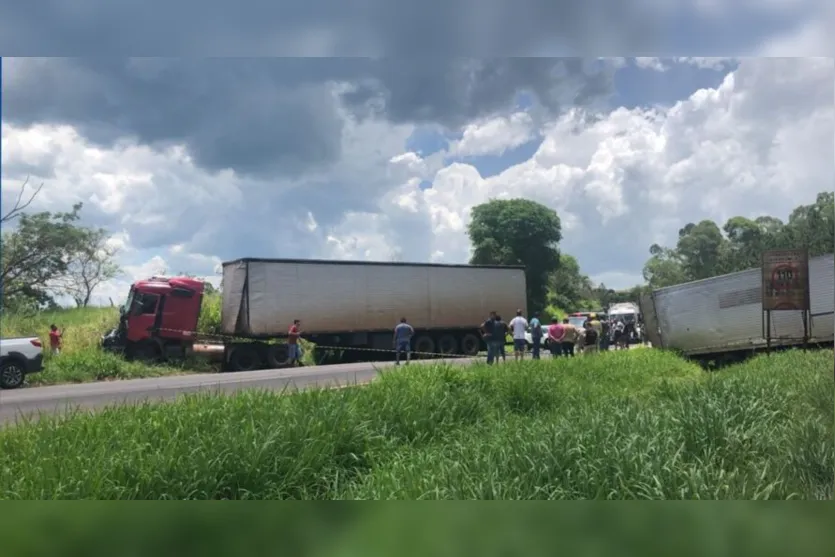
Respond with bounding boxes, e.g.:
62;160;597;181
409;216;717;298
1;349;830;500
1;304;220;386
3;182;831;388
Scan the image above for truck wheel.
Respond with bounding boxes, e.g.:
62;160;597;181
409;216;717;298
437;334;458;355
413;335;436;358
266;344;290;368
129;340;161;363
229;345;263;372
0;360;25;389
459;333;481;356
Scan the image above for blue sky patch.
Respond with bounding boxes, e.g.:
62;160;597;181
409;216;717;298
447;138;543;179
405;125;449;156
612;60;735;110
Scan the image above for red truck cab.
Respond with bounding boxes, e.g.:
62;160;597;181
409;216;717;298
102;276;205;360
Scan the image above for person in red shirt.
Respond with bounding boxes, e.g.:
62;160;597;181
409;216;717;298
287;319;303;366
546;318;565;357
49;324;63;355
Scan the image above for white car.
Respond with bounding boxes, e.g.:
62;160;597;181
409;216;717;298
0;336;44;389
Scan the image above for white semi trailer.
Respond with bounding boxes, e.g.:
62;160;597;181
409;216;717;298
219;258;528;370
639;253;834;364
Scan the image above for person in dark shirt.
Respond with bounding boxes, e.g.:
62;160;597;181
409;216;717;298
600;319;611;351
583;323;599;354
494;315;508;363
393;317;415;365
482;311;498;364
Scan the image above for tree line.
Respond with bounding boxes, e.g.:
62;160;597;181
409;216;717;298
3;177;830;317
642;192;833;289
466;193;834;316
1;179;121;312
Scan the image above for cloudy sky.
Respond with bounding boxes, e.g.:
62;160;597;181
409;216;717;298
1;57;832;304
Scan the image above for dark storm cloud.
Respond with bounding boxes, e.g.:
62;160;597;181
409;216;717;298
342;59;614;128
0;1;663;57
3;58;615;176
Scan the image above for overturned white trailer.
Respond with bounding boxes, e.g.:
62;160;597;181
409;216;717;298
639;253;834;360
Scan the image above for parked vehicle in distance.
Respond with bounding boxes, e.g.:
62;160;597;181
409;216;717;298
608;302;642;344
102;258;528;371
639;253;834;365
0;336;45;389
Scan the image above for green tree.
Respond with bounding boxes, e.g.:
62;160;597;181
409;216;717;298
548;254;593;312
1;178;123;311
1;202;90;311
675;220;727;280
468;198;562;314
721;215;786;272
641;190;833;291
781;192;834;256
642;244;688;289
53;228;123;307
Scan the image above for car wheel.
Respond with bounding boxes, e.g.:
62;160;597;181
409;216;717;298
0;360;25;389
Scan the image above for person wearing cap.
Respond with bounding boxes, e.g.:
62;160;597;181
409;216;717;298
584;313;603;351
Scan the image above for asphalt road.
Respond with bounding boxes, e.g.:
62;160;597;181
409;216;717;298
0;357;478;425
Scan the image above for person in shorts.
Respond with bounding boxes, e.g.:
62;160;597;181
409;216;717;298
508;309;529;361
49;324;63;355
287;319;303;366
393;317;414;365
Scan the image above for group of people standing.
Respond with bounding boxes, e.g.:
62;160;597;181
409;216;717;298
480;310;526;364
480;309;594;365
392;309;638;367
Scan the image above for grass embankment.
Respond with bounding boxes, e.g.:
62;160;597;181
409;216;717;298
0;294;324;386
1;301;223;386
0;349;830;499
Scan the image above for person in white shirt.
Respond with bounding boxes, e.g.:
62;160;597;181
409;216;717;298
508;309;529;361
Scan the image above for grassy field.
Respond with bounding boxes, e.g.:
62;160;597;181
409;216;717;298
0;348;830;499
0;306;217;385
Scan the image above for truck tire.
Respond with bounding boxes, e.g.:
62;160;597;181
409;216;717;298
228;344;263;372
437;334;458;355
129;340;161;363
266;344;290;368
413;335;436;358
0;359;25;389
459;333;481;356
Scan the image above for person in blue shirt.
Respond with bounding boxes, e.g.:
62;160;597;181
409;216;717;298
393;317;415;365
529;312;543;359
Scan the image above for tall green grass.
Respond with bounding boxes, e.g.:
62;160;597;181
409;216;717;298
1;303;220;386
0;349;830;499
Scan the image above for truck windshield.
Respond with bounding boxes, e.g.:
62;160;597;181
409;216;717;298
612;313;636;323
122;288;135;315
